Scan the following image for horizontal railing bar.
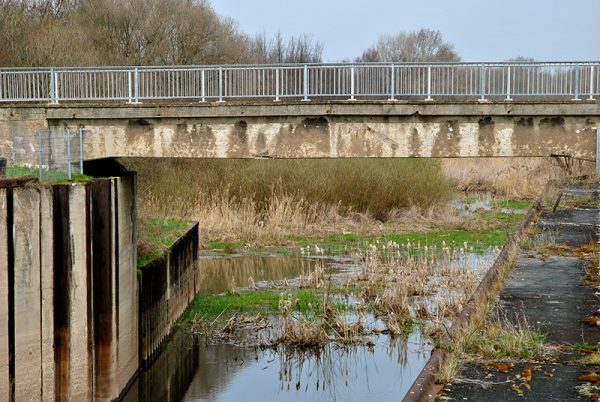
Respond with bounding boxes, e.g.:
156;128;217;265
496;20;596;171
1;62;598;103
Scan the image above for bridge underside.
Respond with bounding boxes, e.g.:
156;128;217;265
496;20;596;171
1;101;599;162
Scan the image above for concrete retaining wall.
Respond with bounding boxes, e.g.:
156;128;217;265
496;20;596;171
138;223;199;365
0;174;137;401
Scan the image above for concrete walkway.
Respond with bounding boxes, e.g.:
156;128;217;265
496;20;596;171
442;186;600;401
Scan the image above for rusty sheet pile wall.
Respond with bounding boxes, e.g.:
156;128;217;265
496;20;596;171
139;223;199;365
0;174;137;402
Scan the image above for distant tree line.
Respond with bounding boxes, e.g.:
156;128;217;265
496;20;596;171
7;1;541;67
0;0;324;66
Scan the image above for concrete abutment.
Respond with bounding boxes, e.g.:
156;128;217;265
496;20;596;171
1;101;599;165
0;173;138;401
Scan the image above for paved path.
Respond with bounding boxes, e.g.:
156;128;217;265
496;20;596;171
443;186;600;401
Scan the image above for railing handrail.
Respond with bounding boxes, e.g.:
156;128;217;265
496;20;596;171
1;61;599;103
1;60;600;71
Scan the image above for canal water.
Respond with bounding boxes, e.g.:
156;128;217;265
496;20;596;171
124;252;495;401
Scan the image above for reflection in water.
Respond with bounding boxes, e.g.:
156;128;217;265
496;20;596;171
127;252;493;401
199;255;329;295
124;326;432;402
182;331;431;402
122;331;200;402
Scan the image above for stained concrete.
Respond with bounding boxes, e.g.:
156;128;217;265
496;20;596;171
1;101;599;164
117;175;139;394
68;184;93;401
13;187;42;401
0;189;8;399
39;186;55;401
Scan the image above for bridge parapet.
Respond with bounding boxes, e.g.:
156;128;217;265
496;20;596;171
1;61;599;104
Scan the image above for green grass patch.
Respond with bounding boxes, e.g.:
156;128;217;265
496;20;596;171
295;229;511;255
137;216;191;266
479;211;525;229
492;199;531;210
6;165;93;183
465;322;548;360
206;240;245;254
183;289;327;321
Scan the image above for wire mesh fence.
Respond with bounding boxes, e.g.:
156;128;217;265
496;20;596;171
2;126;87;182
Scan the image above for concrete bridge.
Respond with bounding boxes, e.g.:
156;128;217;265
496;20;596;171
1;101;599;163
1;62;600;164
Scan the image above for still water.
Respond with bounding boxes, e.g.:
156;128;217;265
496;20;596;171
124;327;432;402
124;252;491;401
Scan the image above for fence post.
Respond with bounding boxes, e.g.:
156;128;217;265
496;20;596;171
78;127;84;175
274;68;280;102
127;69;133;103
506;65;512;101
201;69;206;102
479;64;487;101
65;127;72;180
49;68;59;104
302;65;309;101
573;64;581;101
590;66;595;100
349;66;355;100
218;66;224;102
389;64;395;100
38;129;43;179
426;66;432;101
133;67;140;103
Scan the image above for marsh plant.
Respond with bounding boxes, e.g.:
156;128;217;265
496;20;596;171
352;240;491;334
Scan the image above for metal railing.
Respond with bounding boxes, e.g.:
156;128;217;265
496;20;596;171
1;62;599;103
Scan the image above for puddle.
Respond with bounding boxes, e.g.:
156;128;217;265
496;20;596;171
124;325;432;402
199;255;349;295
451;199;523;216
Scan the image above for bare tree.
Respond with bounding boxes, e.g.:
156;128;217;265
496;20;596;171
357;29;460;62
250;31;323;64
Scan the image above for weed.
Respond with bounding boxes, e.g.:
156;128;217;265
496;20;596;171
137;216;191;266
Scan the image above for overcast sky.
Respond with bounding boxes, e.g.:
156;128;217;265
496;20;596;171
211;0;599;62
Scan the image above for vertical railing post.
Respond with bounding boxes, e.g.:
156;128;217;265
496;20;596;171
133;67;140;103
218;66;224;102
389;64;395;100
38;128;43;179
65;127;72;180
49;68;59;104
78;127;84;175
506;65;512;101
302;64;309;101
573;63;581;100
349;66;355;100
127;69;133;103
274;68;280;102
479;64;486;101
426;65;432;101
590;65;595;100
200;69;206;102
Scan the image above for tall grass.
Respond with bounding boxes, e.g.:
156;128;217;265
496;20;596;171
125;158;452;218
122;158;455;241
121;156;586;243
441;157;593;198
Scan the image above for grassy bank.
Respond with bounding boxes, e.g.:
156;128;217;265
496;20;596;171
123;157;588;248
